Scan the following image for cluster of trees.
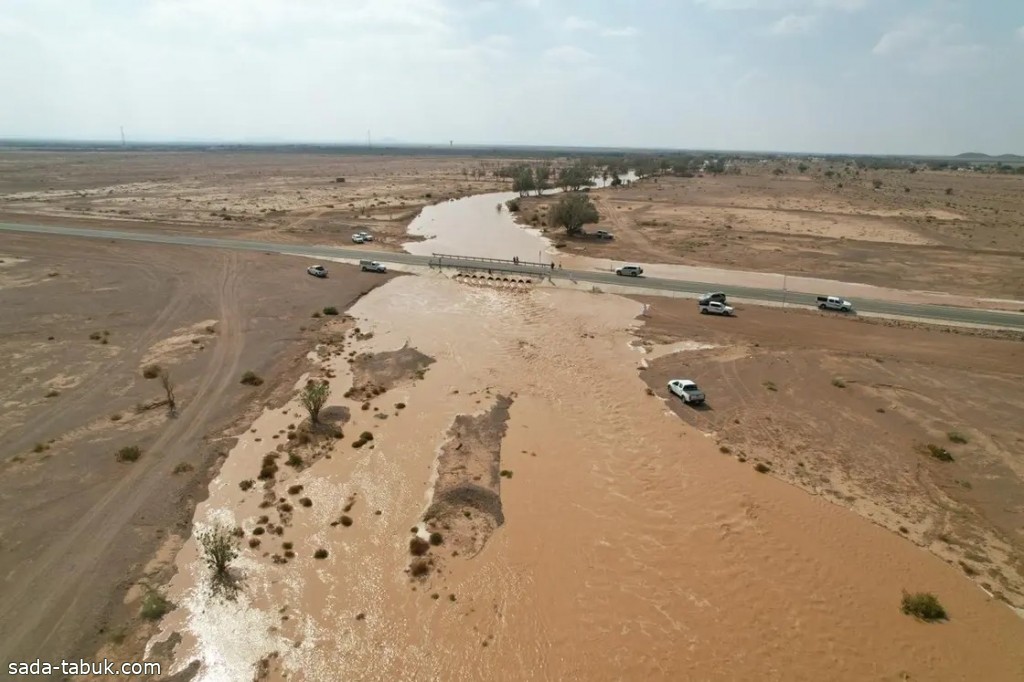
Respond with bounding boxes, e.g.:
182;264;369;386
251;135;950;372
550;193;599;235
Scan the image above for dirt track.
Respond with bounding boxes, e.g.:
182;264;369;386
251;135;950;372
0;233;391;670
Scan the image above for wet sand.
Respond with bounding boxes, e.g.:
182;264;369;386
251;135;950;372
156;274;1024;681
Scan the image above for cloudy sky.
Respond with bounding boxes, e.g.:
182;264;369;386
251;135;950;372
1;0;1021;154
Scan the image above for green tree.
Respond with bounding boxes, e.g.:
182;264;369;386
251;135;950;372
512;165;535;197
300;380;331;424
534;165;551;196
558;162;595;191
797;162;809;173
550;193;599;235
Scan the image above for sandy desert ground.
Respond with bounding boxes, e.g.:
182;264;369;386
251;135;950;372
0;232;393;672
516;166;1024;300
633;299;1024;611
2;151;1023;681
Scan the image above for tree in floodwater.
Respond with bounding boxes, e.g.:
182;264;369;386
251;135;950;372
557;162;595;192
300;379;331;424
534;165;551;195
197;523;239;595
550;193;599;235
512;165;535;197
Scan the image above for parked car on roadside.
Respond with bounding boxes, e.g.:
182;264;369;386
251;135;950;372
356;231;374;242
615;265;644;277
667;379;705;404
306;265;328;278
595;230;614;240
351;234;365;244
699;300;734;316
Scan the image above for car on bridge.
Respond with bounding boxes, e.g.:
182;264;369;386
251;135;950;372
307;265;328;278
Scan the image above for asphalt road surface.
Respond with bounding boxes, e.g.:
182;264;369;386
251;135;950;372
3;221;1023;330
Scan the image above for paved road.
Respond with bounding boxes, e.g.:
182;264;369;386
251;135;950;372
3;221;1023;330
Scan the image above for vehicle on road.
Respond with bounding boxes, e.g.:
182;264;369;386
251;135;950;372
595;230;614;240
615;265;644;277
699;292;727;305
699;300;734;316
817;295;853;312
351;234;365;244
667;379;705;404
307;265;328;278
359;259;387;273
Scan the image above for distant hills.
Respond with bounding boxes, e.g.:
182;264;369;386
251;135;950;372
955;152;1024;161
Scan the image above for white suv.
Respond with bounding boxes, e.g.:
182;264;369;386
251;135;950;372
615;265;644;277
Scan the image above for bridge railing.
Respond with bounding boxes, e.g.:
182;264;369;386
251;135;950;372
429;253;554;276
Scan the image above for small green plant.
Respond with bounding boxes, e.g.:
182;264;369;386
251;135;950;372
925;444;954;462
240;371;264;386
116;445;142;463
140;590;173;621
762;381;777;392
831;377;846;388
947;431;967;444
901;591;947;622
322;306;339;316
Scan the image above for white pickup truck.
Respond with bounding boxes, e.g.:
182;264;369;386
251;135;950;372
816;295;853;312
360;260;387;273
699;300;734;316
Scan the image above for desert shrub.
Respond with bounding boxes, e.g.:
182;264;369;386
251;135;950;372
299;497;312;508
754;462;771;473
872;179;883;189
314;548;329;559
240;371;264;386
409;558;430;577
248;538;261;548
409;537;430;556
947;431;967;444
173;462;194;474
322;306;339;316
239;479;254;491
340;515;353;527
360;431;373;441
312;311;321;318
252;526;265;536
831;377;846;388
901;591;947;621
719;445;731;454
429;532;443;546
945;187;953;195
925;444;954;462
286;452;303;467
395;402;406;409
32;443;46;453
287;484;303;495
44;389;60;398
142;364;162;379
116;445;142;463
505;198;520;212
763;381;777;392
140;590;173;621
500;470;513;478
197;524;239;584
110;413;122;421
89;332;102;340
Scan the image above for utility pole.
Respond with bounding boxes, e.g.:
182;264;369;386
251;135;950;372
367;130;371;149
120;126;126;147
782;274;788;308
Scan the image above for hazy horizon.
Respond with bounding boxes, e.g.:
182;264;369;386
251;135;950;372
2;0;1022;156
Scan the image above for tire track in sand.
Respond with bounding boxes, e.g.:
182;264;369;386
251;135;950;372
0;252;246;664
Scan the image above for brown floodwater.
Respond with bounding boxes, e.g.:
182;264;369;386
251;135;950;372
154;274;1024;681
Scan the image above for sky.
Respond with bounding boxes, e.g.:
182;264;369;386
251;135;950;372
1;0;1022;155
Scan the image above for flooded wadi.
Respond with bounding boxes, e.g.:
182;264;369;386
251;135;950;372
149;188;1024;682
153;270;1024;681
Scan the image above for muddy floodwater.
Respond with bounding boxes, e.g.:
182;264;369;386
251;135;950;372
156;271;1024;681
